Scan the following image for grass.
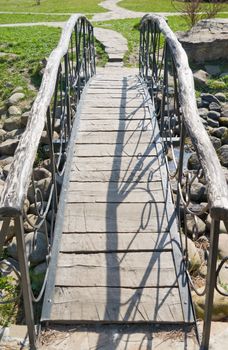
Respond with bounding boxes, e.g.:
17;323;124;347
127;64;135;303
0;24;107;105
94;16;189;65
0;26;61;104
0;0;106;13
119;0;228;13
0;13;70;23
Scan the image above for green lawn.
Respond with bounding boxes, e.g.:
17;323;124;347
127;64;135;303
119;0;228;13
0;0;106;13
0;13;70;23
0;24;107;104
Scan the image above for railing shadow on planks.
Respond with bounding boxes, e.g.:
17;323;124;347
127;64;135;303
139;14;228;350
0;13;227;350
0;15;95;349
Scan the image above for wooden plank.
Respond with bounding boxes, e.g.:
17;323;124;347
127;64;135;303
85;89;141;97
80;107;149;115
67;181;164;203
74;143;157;157
71;156;159;172
60;232;172;253
81;98;145;108
55;251;177;287
79;110;151;120
69;168;162;183
75;131;156;144
78;119;152;132
62;202;168;233
50;286;183;322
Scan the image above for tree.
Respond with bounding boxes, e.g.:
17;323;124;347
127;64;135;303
171;0;225;28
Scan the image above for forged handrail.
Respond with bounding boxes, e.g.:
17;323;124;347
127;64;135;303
0;14;94;216
140;14;228;221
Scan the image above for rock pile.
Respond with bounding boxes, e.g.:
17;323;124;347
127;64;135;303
0;87;57;294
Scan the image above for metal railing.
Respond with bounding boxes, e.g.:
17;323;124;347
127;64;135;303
139;14;228;350
0;15;95;349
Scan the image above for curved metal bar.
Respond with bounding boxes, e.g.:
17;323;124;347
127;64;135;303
0;15;95;216
140;14;228;221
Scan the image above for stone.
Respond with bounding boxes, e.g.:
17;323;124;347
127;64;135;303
3;163;11;177
4;128;24;141
29;201;47;215
182;236;201;272
27;177;52;203
177;19;228;62
218;234;228;260
219;116;228;127
12;86;23;94
198;108;208;120
40;130;59;145
218;145;228;167
0;156;13;168
209;102;221;112
221;129;228;145
21;111;30;127
7;92;25;106
0;129;7;142
221;109;228;118
8;105;21;116
207;111;220;121
215;92;226;103
3;218;17;242
33;167;52;181
193;69;209;87
193;286;228;320
7;231;48;265
201;93;221;105
23;214;48;233
0;138;19;156
217;260;228;286
206;215;228;234
186;214;206;238
204;65;221;76
188;182;207;202
187;152;200;170
209;136;222;150
211;127;226;139
3;116;23;131
207;118;219;128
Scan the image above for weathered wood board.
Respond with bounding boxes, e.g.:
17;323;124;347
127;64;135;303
55;251;177;287
67;181;164;203
62;202;168;233
69;168;163;183
60;232;172;253
78;119;152;132
75;131;156;145
74;143;157;157
50;287;183;322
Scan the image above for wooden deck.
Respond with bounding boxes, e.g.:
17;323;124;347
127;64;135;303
42;68;194;325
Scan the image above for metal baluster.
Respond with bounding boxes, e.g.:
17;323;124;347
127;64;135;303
201;219;220;350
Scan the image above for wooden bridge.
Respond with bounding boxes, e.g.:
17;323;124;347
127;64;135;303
41;67;193;325
0;14;228;350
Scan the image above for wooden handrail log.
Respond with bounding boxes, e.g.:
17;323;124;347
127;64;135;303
140;14;228;221
0;14;91;217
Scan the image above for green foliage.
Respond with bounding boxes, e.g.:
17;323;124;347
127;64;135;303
0;13;70;24
0;275;18;326
0;26;61;102
0;0;106;13
119;0;228;12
